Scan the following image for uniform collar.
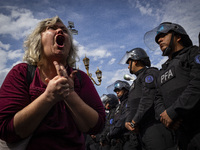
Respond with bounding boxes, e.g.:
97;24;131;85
171;48;185;59
135;67;146;76
162;47;188;69
119;92;128;102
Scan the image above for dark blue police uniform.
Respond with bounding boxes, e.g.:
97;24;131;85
155;45;200;150
127;67;176;150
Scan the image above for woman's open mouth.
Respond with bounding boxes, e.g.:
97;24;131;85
56;35;65;48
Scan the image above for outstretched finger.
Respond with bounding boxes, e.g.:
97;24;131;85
53;61;63;76
60;65;68;78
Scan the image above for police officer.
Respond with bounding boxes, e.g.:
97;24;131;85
85;134;100;150
107;80;140;150
144;22;200;149
120;48;176;150
99;94;119;150
85;95;111;150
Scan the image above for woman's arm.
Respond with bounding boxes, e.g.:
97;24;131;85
54;62;105;133
14;75;71;138
64;91;99;132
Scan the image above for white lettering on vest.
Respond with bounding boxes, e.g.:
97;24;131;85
161;69;174;84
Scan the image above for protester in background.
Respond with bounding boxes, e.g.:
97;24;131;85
120;48;176;150
99;94;119;150
144;22;200;150
0;16;105;150
107;80;140;150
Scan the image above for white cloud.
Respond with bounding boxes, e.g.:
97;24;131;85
90;48;111;60
0;6;40;40
161;0;200;45
0;42;24;86
0;49;11;86
7;49;24;60
75;40;112;60
0;48;23;85
0;49;8;70
68;12;84;22
108;58;116;65
120;45;126;49
0;41;10;50
135;0;153;16
0;68;11;86
105;68;133;85
100;60;104;65
128;0;162;22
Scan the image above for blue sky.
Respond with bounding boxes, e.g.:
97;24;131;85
0;0;200;97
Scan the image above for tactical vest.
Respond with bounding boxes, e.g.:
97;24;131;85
158;46;200;134
158;46;196;108
127;67;158;128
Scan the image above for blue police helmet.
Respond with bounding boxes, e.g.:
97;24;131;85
119;48;151;67
144;22;193;51
155;22;193;47
114;80;130;92
101;94;118;109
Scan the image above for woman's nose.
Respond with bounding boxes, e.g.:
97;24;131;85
57;28;63;34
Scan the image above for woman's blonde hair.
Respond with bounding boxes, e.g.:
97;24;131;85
23;16;79;67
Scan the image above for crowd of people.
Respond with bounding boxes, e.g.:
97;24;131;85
0;16;199;150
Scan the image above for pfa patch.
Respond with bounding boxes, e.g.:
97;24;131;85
110;118;114;124
145;75;154;83
195;54;200;64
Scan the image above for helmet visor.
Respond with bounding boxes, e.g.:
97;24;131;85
106;83;116;94
107;81;122;94
107;80;130;94
119;51;133;65
100;94;109;103
144;23;175;51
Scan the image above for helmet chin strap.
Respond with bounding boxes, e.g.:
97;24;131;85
129;60;134;74
162;32;174;56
